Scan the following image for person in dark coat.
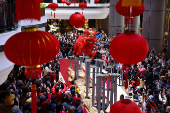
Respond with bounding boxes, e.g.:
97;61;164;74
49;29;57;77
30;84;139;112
142;67;153;86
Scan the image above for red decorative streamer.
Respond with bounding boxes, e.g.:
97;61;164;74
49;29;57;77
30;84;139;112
31;83;37;113
54;12;55;18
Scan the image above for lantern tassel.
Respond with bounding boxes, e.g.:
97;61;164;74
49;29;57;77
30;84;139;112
82;11;83;14
31;83;37;113
51;11;52;16
54;12;55;18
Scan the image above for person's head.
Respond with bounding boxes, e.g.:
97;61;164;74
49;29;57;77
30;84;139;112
56;102;63;113
41;88;47;95
62;94;68;103
67;107;75;113
55;86;60;92
68;96;73;104
120;94;124;100
75;100;81;107
51;95;56;102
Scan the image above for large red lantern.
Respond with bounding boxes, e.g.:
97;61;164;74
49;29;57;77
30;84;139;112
16;0;42;21
48;3;58;18
69;12;85;28
109;30;149;66
79;2;87;14
61;0;65;6
110;99;142;113
116;0;145;24
66;1;71;6
4;27;59;66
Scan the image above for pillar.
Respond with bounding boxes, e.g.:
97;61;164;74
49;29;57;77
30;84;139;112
79;56;84;70
85;59;91;98
74;57;78;80
129;16;140;34
91;65;97;106
95;59;100;102
53;0;57;3
90;0;94;4
69;56;73;69
109;0;125;38
142;0;166;53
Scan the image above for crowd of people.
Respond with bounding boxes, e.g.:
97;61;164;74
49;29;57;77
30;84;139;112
0;25;169;113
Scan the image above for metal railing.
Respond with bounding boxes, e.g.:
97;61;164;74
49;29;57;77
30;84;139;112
0;1;18;34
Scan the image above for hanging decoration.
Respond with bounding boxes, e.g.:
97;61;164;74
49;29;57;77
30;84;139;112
69;12;85;28
48;3;58;18
4;27;60;113
66;1;71;7
109;30;149;66
95;0;99;5
61;0;65;6
79;2;87;14
74;0;78;7
16;0;42;21
116;0;145;24
74;35;96;57
110;99;142;113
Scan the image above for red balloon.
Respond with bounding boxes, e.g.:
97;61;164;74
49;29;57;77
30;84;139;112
4;28;60;66
79;2;87;10
116;0;145;17
66;1;71;6
110;99;142;113
48;3;58;11
109;30;149;66
61;0;65;3
95;0;99;3
69;12;85;28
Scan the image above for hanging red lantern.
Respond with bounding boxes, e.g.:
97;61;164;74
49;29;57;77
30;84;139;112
74;0;78;7
61;0;65;6
116;0;145;24
66;1;71;6
48;3;58;18
110;99;142;113
69;12;85;28
79;2;87;14
83;30;90;37
109;30;149;66
4;27;59;66
16;0;41;21
95;0;99;4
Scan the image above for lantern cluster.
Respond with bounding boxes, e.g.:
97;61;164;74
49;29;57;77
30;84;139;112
116;0;145;24
48;3;58;18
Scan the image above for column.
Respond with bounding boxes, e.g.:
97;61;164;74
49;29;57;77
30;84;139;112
110;74;114;106
69;56;73;69
129;16;140;34
109;0;125;38
85;59;91;98
53;0;57;3
90;0;94;4
95;59;100;102
74;57;77;80
113;74;118;103
91;65;97;106
142;0;166;53
76;57;79;79
96;74;106;113
79;56;84;70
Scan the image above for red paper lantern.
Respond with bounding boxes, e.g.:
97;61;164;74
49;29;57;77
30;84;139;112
69;12;85;28
61;0;65;6
83;30;90;37
110;99;142;113
116;0;145;24
66;1;71;6
48;3;58;18
95;0;99;4
79;2;87;14
4;27;60;66
109;30;149;66
16;0;41;21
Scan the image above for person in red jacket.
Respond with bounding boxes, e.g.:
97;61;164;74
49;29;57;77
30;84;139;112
38;88;51;113
52;82;67;103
